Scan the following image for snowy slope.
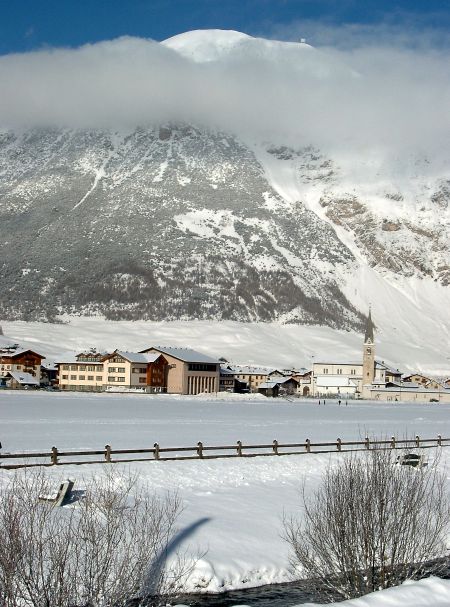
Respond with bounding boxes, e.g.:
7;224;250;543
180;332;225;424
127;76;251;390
3;316;450;375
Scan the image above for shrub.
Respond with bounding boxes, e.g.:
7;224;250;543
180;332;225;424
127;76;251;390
284;448;450;600
0;470;185;606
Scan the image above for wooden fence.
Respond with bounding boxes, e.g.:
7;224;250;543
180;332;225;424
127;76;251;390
0;435;449;469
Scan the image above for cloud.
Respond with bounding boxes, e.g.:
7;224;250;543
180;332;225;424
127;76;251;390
263;15;450;51
0;32;449;163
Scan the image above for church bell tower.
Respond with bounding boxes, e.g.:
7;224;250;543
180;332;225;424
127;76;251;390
362;308;375;386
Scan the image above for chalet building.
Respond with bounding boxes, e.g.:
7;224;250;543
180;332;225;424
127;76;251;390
102;351;167;391
219;366;236;392
291;370;312;396
4;371;40;389
57;350;168;392
403;373;443;390
58;351;107;391
139;346;220;394
40;362;58;387
0;344;45;386
227;365;273;393
258;376;299;397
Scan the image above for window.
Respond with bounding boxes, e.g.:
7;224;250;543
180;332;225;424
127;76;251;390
70;375;76;380
87;366;95;371
62;375;68;380
108;377;116;382
87;375;94;381
62;365;69;370
79;375;85;380
71;365;77;371
351;369;356;375
337;369;342;375
323;368;329;374
16;365;21;370
96;376;102;381
188;363;217;372
79;365;86;371
117;377;125;382
108;367;117;373
117;367;125;373
139;377;146;384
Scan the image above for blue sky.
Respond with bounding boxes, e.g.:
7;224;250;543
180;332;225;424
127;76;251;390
0;0;449;54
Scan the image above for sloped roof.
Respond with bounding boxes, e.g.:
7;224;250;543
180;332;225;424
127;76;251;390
220;366;235;375
0;346;44;359
259;377;299;389
375;361;402;374
115;351;161;364
56;352;105;364
140;346;219;364
228;365;273;375
7;371;39;385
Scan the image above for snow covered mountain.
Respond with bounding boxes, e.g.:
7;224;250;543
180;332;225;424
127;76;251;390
0;30;449;342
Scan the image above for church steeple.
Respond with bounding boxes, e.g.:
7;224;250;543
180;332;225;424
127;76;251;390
364;307;374;344
362;308;375;387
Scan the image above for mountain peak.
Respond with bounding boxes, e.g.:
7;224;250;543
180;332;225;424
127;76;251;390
162;29;313;62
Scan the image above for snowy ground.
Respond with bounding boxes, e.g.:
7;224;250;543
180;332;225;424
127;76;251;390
1;391;450;605
3;317;450;375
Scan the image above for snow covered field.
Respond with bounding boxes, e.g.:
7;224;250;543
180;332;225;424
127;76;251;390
1;390;450;605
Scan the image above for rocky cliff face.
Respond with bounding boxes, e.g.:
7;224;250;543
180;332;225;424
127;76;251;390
0;126;366;328
1;121;448;329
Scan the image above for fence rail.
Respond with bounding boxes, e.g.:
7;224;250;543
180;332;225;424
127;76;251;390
0;434;449;469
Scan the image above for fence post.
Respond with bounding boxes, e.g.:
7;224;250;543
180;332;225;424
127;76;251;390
104;444;112;463
237;440;243;457
391;436;396;449
365;436;370;450
336;438;342;452
415;435;420;448
438;434;442;447
154;442;160;460
305;438;311;453
51;446;58;465
197;441;203;459
272;439;279;455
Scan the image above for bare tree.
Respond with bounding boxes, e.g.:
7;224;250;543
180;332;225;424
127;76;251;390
284;448;450;601
0;469;188;606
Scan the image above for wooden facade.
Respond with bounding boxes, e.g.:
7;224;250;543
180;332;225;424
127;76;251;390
0;349;44;383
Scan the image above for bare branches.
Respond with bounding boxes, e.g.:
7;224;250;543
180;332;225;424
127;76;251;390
0;469;185;606
284;449;450;600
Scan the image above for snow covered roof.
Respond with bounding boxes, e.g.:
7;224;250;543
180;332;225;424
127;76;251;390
0;345;44;359
259;377;298;389
141;346;219;364
6;371;39;385
375;361;402;374
313;361;362;367
115;351;161;364
56;352;105;364
220;367;235;375
228;365;273;375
